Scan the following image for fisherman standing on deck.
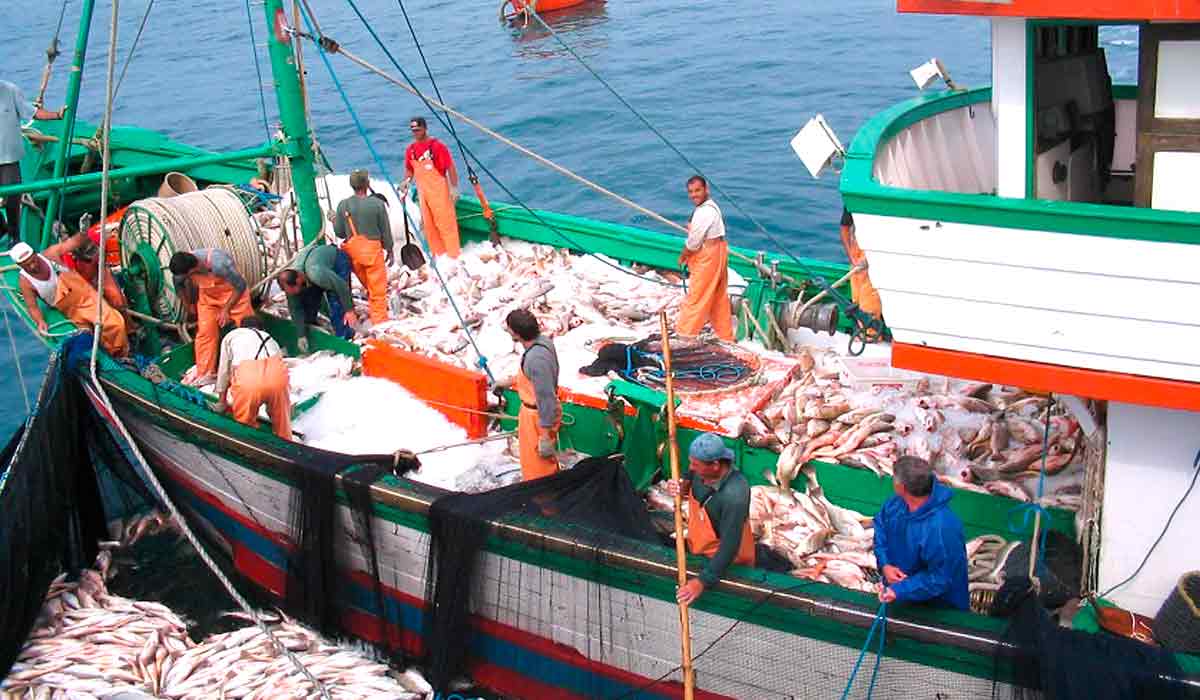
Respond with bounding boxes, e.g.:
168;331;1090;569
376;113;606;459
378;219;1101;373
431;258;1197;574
676;176;733;341
665;433;755;604
500;308;561;480
838;209;882;321
213;317;292;440
280;243;359;351
169;248;254;385
874;456;969;609
9;241;129;357
0;80;63;243
403;117;461;259
334;169;393;326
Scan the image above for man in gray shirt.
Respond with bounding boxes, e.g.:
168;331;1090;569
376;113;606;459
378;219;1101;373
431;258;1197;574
333;169;393;325
503;308;562;480
1;80;63;241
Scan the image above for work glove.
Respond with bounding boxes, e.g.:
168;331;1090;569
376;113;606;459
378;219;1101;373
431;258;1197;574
449;184;460;202
537;436;556;459
296;337;309;355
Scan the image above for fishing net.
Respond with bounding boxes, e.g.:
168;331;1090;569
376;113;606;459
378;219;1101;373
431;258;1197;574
581;335;760;394
992;592;1197;700
0;353;108;678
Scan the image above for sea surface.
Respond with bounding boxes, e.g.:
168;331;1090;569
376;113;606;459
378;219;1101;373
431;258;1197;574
2;5;1136;427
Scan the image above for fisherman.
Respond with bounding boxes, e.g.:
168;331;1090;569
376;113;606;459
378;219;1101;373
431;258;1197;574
0;80;64;243
169;248;254;385
676;176;733;341
874;456;969;609
213;317;292;440
500;308;561;480
279;243;359;351
665;433;755;604
10;241;129;357
58;228;127;313
838;209;882;321
334;169;393;325
403;117;461;259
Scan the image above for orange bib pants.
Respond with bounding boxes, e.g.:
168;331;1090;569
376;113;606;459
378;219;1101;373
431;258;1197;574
55;269;129;357
193;271;254;377
413;159;461;259
229;355;292;440
687;489;756;569
677;238;734;341
516;369;560;481
341;231;390;325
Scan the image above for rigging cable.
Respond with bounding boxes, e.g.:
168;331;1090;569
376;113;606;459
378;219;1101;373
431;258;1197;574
245;0;273;141
2;304;32;415
526;7;888;347
294;5;497;382
305;3;684;289
90;0;118;385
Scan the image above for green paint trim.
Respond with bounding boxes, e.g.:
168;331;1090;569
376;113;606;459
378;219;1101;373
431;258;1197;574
840;86;1200;244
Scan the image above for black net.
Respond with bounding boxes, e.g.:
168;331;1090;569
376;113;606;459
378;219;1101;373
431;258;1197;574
993;592;1198;700
423;454;660;691
0;354;108;678
581;335;759;393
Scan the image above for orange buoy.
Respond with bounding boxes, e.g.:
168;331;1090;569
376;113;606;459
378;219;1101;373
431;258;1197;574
501;0;590;24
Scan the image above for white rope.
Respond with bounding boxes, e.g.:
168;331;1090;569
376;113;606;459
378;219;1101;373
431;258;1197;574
86;375;332;700
120;190;265;322
2;304;31;415
90;0;118;384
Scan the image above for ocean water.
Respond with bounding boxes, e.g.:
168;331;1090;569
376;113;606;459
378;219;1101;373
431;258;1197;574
2;3;1136;432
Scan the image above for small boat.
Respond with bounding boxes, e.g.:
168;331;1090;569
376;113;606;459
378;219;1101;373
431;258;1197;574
501;0;595;25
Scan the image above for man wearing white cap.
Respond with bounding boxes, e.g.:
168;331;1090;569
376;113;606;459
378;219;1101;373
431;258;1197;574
665;432;755;604
10;241;129;356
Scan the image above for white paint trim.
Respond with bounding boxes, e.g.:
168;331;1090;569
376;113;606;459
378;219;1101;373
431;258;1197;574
991;17;1028;199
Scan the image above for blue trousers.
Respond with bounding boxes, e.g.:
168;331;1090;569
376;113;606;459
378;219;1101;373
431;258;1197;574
298;249;354;339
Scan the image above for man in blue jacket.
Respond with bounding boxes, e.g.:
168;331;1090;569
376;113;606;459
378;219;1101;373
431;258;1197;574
874;456;969;609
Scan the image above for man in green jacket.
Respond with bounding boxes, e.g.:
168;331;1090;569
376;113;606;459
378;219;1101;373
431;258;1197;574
280;244;359;352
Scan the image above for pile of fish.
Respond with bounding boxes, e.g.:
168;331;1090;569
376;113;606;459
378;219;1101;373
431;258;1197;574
2;517;435;700
751;346;1087;509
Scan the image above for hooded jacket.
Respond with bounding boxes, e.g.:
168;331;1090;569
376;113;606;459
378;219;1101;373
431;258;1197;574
873;482;969;609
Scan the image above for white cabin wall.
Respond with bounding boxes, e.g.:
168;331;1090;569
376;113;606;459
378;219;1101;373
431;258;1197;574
991;18;1029;198
1100;402;1200;617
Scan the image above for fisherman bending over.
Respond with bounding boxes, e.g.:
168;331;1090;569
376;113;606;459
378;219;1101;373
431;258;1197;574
280;243;359;351
335;169;393;325
676;176;733;341
214;317;292;440
665;433;755;605
499;308;561;481
169;248;254;385
57;228;127;314
1;79;63;243
874;456;969;609
10;241;129;357
403;117;461;259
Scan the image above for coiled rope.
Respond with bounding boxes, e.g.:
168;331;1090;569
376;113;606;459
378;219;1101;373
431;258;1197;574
119;189;266;323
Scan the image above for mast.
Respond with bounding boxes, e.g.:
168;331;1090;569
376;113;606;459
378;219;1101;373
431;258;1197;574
40;0;96;248
260;0;323;245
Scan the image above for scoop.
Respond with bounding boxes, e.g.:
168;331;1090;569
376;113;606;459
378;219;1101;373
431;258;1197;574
399;199;426;270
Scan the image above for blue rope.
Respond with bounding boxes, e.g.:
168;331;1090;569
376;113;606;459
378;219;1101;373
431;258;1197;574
840;602;888;700
334;0;684;290
243;0;272;141
1008;396;1054;575
296;4;496;383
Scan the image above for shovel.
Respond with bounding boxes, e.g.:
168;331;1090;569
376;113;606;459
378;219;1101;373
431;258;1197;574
398;185;426;270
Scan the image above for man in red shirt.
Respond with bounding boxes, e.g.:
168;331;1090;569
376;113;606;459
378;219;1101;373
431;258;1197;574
403;117;461;258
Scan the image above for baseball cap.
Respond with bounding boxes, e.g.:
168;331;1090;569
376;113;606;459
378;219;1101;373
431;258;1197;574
8;242;33;264
688;433;734;463
349;169;370;189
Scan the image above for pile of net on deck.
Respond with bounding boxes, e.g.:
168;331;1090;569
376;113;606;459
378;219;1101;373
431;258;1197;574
0;353;108;678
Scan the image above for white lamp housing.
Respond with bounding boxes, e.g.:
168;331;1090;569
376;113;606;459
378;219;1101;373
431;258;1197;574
790;114;845;179
910;58;943;90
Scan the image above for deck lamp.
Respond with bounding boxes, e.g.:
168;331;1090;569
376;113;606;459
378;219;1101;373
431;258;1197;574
790;114;845;179
910;58;960;91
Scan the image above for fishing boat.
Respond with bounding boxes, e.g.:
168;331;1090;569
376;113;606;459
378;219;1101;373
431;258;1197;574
2;0;1199;697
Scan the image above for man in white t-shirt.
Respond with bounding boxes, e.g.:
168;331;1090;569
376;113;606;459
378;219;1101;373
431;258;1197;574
676;175;733;340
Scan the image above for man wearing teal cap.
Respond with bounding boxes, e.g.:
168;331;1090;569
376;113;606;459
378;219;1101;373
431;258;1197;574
665;432;755;605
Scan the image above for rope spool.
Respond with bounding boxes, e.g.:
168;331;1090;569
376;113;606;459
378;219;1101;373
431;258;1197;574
119;189;265;323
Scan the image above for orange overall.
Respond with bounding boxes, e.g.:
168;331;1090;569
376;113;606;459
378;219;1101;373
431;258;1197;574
230;354;292;440
687;489;756;568
193;253;254;377
516;368;560;481
411;153;461;259
341;212;390;324
677;238;734;341
840;222;882;320
55;269;129;357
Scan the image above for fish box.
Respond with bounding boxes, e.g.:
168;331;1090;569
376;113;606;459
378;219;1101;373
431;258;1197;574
838;356;924;393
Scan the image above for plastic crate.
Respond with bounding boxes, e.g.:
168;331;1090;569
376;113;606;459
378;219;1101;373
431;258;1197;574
838;356;923;392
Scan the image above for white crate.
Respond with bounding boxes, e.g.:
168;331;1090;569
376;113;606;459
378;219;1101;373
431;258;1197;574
838;356;923;393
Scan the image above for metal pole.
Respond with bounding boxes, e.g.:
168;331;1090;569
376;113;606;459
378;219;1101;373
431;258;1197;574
41;0;97;249
659;311;696;700
261;0;323;246
0;144;277;200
